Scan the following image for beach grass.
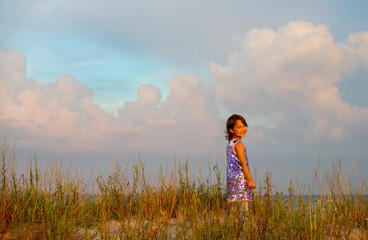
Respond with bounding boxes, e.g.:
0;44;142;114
0;138;367;239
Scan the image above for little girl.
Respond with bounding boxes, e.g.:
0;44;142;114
226;114;256;212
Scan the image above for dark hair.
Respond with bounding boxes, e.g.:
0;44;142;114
225;114;248;141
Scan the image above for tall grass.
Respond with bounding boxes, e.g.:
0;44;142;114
0;138;367;239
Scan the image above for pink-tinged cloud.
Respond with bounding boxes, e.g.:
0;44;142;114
117;75;221;154
211;21;368;144
0;47;116;150
0;46;221;155
1;21;368;159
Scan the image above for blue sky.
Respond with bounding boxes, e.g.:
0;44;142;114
1;0;367;192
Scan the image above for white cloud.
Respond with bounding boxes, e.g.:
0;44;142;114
211;21;368;144
348;32;368;69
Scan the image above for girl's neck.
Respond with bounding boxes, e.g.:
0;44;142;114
231;136;241;141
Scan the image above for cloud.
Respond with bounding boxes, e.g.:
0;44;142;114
211;21;368;146
117;75;221;154
0;46;221;155
0;48;116;150
2;0;334;72
1;21;368;173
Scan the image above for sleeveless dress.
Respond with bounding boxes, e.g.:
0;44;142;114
226;139;253;202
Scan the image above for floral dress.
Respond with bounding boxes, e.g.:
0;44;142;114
226;139;253;202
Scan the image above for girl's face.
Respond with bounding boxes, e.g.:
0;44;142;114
230;119;247;139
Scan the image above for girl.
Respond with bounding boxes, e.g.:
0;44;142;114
226;114;256;212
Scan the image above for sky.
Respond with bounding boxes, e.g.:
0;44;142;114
1;0;368;192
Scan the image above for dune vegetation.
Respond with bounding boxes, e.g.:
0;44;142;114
0;138;367;239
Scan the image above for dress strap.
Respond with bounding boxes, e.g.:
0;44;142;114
231;139;241;155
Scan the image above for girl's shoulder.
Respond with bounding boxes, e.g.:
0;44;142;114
228;139;244;155
229;139;242;146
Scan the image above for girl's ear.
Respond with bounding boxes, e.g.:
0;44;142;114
229;128;234;133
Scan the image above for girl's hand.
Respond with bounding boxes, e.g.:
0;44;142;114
248;179;257;189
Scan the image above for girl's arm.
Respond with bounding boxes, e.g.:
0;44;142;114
234;142;257;189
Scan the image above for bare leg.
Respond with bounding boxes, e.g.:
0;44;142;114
241;201;249;212
227;201;249;217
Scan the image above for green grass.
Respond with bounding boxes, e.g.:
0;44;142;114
0;138;367;239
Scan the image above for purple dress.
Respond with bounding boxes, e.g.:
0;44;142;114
226;139;253;202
